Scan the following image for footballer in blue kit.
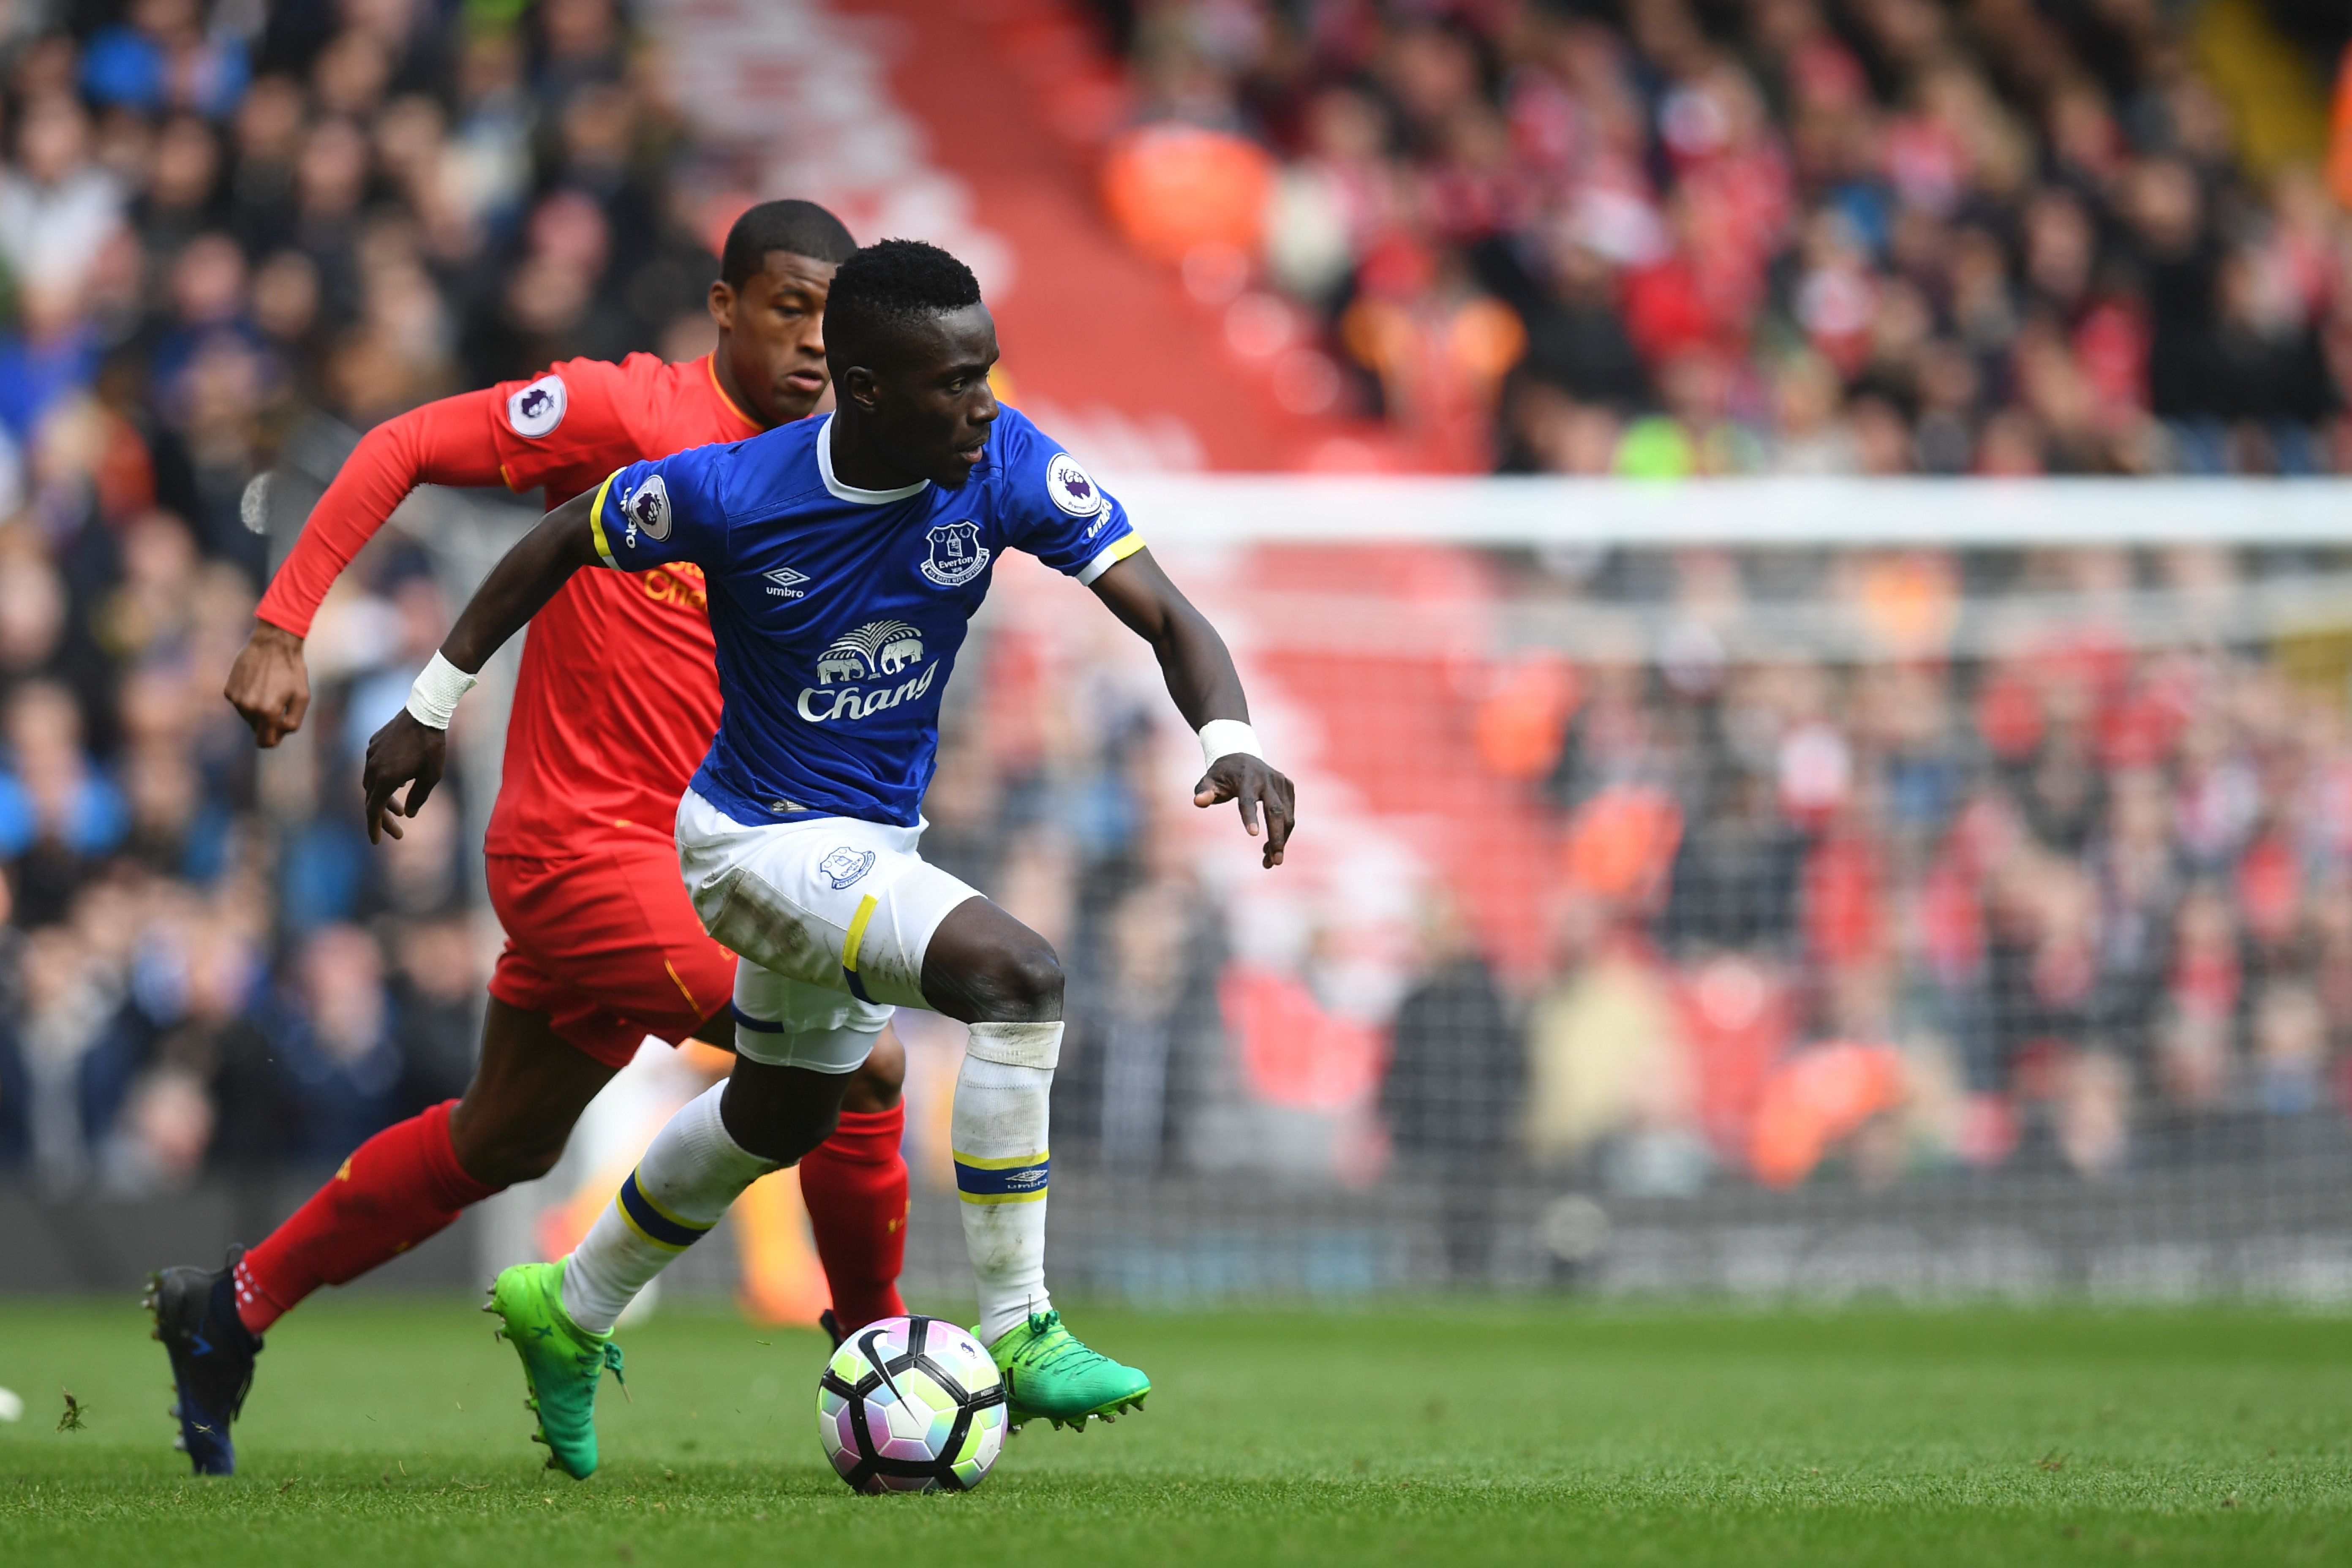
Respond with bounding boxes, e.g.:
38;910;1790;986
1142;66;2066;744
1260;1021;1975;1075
362;238;1296;1478
582;400;1143;832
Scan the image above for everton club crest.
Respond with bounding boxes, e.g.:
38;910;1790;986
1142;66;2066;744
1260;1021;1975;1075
920;520;989;587
818;846;876;889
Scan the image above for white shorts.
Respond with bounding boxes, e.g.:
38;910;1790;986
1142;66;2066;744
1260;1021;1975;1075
675;788;979;1073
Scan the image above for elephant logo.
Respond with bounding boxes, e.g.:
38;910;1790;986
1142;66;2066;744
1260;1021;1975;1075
798;619;937;724
875;632;924;674
814;650;866;686
813;620;924;685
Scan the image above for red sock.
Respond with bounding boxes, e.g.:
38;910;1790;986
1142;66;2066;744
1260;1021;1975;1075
798;1102;909;1332
234;1100;499;1334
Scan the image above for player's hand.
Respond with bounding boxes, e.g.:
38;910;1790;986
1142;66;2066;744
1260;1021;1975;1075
1194;754;1295;869
224;621;310;747
362;710;446;844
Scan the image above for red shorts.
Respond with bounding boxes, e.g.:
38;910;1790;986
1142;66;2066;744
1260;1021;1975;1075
485;836;735;1070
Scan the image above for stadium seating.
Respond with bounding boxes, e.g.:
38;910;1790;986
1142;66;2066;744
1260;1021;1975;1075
1087;0;2352;476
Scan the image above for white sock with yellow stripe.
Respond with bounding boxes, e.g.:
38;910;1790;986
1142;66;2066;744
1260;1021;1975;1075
954;1021;1062;1346
560;1083;778;1334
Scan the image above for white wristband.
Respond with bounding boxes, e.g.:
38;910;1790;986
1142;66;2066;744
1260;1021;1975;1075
1198;719;1263;771
405;651;477;730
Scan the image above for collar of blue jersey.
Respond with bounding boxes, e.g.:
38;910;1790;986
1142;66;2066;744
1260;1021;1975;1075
816;415;931;506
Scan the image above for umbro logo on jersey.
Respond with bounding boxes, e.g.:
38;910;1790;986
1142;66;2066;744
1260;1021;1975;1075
765;566;809;599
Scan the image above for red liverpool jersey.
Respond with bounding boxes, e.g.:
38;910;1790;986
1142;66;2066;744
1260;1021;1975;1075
479;354;762;858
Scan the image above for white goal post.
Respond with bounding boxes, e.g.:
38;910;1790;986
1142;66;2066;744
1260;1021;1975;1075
1118;475;2352;547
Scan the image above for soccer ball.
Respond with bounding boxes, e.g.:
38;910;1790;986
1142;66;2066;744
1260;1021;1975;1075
816;1314;1008;1493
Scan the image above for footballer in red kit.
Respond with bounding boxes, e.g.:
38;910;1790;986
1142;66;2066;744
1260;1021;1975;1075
147;202;911;1477
466;349;758;1057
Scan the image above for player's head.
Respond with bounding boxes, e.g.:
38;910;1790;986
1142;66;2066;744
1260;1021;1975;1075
708;199;858;427
825;238;998;489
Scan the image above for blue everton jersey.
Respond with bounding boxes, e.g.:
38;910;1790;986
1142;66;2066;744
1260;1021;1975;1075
587;405;1141;828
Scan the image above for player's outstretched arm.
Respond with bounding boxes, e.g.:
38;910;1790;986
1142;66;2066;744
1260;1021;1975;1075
1089;547;1295;868
359;487;604;843
226;389;509;746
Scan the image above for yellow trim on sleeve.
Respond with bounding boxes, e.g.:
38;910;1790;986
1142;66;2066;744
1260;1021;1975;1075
841;893;880;974
1076;531;1145;586
587;472;620;565
958;1189;1050;1205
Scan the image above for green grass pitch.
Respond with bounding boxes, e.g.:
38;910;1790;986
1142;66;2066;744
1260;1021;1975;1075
2;1296;2347;1566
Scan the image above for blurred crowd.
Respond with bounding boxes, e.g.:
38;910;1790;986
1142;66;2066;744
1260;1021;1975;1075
1100;0;2352;474
0;0;726;1191
1489;545;2352;1203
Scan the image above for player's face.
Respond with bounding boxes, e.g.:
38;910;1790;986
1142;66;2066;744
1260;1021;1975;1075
710;250;837;426
862;303;1001;488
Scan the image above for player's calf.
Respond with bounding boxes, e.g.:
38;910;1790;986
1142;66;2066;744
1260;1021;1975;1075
444;998;620;1188
539;948;892;1413
922;901;1151;1427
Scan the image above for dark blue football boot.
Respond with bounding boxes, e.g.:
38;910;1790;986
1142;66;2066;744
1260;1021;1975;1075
147;1245;262;1475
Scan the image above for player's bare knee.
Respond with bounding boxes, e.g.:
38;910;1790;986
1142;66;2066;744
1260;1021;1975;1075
968;940;1063;1022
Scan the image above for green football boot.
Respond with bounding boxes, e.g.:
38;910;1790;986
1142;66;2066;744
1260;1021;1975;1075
485;1260;623;1479
985;1309;1150;1431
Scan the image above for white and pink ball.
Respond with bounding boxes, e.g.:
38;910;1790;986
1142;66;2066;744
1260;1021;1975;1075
816;1314;1008;1494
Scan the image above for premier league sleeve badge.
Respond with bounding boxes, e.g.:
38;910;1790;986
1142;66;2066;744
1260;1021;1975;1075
1045;452;1104;517
621;473;671;545
506;374;567;438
